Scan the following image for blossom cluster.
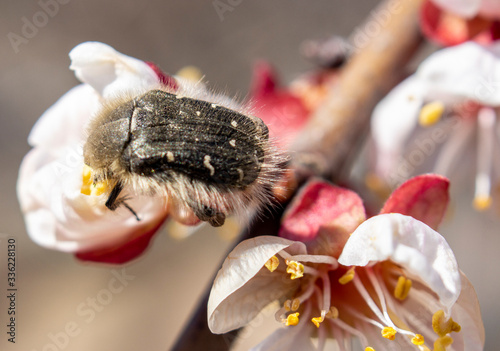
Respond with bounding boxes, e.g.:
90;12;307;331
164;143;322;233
16;13;490;348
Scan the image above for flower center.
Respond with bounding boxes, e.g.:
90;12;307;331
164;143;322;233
81;165;111;196
264;253;461;350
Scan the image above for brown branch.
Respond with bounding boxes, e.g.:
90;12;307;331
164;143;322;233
292;0;424;180
172;0;424;350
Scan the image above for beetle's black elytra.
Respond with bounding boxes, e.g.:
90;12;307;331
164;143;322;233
83;87;282;227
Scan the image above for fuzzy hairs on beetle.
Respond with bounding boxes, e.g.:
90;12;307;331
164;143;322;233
83;78;287;227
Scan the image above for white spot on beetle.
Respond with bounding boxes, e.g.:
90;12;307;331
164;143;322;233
211;103;218;108
131;108;140;131
167;151;175;162
237;168;244;182
176;95;184;99
196;111;201;116
231;120;238;127
204;155;215;176
254;155;261;165
229;139;236;147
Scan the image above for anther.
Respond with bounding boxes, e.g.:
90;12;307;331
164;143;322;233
381;326;397;340
365;348;375;351
411;334;425;346
286;260;304;280
326;306;339;319
265;255;279;272
284;312;300;326
394;276;412;300
432;310;461;337
311;316;324;328
433;335;453;351
338;267;355;285
284;300;292;312
419;101;445;127
81;165;109;196
473;195;492;211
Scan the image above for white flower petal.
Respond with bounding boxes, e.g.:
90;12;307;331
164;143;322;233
449;272;485;351
250;323;316;351
478;0;500;18
208;236;307;334
370;75;424;177
28;84;98;149
431;0;481;18
338;213;461;312
418;41;500;106
69;41;159;98
17;147;167;252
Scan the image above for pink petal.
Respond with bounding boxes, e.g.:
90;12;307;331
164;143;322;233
247;62;310;149
75;216;167;264
380;174;449;230
420;0;493;46
249;61;277;100
145;61;179;90
279;179;366;257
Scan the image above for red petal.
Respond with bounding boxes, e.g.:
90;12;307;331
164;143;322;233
75;217;167;265
249;61;277;100
420;0;493;46
247;62;310;149
380;174;449;230
145;62;178;90
279;179;366;257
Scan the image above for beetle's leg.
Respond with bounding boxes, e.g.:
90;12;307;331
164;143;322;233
105;181;124;210
105;181;140;221
192;204;225;227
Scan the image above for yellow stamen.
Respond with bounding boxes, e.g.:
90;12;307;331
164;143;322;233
81;165;93;195
364;173;391;199
473;195;492;211
81;165;111;196
291;298;300;312
311;316;323;328
286;260;304;280
381;326;397;340
91;181;109;196
365;348;375;351
338;267;355;285
394;276;412;300
433;335;453;351
411;334;425;346
265;255;279;272
326;306;339;319
176;66;203;82
284;312;300;326
283;299;300;312
432;310;461;337
419;101;445;127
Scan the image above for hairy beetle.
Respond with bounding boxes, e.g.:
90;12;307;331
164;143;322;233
83;86;283;226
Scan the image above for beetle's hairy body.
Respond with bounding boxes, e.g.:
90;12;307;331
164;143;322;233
84;88;283;226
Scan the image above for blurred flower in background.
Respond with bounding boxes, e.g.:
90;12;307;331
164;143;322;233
420;0;500;46
17;42;179;264
370;41;500;211
208;175;484;350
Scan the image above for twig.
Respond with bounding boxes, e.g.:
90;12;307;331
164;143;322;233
293;0;424;180
171;206;284;351
171;0;424;349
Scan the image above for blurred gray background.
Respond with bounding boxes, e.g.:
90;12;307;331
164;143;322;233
0;0;498;350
